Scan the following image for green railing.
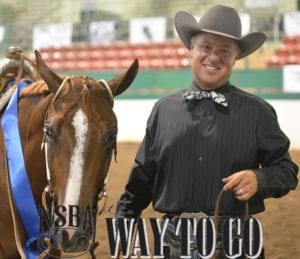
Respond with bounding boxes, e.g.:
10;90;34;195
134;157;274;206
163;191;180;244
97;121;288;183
59;68;300;100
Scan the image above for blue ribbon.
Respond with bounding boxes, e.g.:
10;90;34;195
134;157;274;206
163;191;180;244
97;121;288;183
1;81;40;258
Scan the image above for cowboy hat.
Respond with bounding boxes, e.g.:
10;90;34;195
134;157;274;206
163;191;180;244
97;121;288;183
174;4;266;59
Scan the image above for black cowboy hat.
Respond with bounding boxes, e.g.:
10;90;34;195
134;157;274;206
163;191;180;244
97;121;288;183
175;4;266;59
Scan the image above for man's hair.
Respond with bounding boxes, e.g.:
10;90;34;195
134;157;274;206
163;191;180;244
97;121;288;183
190;33;241;58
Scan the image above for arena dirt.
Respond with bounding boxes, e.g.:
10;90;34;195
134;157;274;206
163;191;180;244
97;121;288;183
92;142;300;259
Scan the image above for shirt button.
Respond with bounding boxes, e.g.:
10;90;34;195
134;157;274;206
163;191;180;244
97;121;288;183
199;157;203;162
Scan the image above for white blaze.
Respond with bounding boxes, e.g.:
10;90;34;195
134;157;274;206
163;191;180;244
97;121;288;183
64;108;88;206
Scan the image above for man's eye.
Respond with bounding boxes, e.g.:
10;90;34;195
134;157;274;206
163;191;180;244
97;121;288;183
220;48;232;57
201;44;211;50
220;48;230;53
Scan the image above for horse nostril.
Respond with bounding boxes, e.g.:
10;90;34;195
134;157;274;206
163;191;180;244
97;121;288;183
59;229;90;252
48;247;62;258
75;234;89;248
60;229;72;247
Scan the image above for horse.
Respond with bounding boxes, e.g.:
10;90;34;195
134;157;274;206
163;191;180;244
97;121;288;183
0;50;139;258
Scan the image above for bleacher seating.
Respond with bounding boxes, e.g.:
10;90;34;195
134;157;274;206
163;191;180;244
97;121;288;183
267;35;300;68
35;40;190;71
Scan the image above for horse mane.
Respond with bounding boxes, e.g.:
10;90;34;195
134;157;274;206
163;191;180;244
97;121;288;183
19;80;50;98
18;80;52;134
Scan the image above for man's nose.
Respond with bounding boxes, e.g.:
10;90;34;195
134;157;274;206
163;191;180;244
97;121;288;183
207;48;221;60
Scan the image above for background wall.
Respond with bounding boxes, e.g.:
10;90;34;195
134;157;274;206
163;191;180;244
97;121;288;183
114;99;300;149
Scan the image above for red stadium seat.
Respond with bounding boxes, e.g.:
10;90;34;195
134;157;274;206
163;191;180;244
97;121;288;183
89;50;105;60
164;58;181;69
138;59;150;70
119;59;134;69
276;44;292;56
180;58;190;67
147;48;162;58
148;58;165;69
105;60;121;70
282;35;297;46
103;50;118;60
59;61;76;70
77;50;91;60
75;60;91;70
118;49;133;59
88;60;107;70
52;51;62;60
161;47;177;58
286;54;298;65
63;51;77;60
35;40;195;71
267;55;286;68
176;47;189;58
132;48;147;59
40;52;51;61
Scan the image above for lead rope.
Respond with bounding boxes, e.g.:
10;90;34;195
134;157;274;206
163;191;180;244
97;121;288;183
41;76;71;192
88;78;114;259
90;78;116;259
95;79;113;216
213;189;249;259
39;77;71;258
88;179;109;259
99;79;114;107
2;55;27;258
3;136;26;259
89;160;113;258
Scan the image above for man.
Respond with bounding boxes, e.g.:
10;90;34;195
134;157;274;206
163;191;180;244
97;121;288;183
116;5;298;258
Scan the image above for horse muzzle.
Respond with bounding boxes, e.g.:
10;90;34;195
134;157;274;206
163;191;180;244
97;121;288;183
58;228;91;252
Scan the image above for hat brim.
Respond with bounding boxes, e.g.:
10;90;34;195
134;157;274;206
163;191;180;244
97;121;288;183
175;11;266;59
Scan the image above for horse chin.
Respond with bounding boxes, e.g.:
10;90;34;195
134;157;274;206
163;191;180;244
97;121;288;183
59;229;90;253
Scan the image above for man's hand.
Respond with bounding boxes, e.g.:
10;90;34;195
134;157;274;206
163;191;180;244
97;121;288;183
222;170;258;201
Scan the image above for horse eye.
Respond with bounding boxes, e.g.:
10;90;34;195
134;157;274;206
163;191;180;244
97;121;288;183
107;131;117;144
104;128;117;149
44;123;56;142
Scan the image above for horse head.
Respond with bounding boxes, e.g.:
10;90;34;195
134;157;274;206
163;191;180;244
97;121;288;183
29;50;138;255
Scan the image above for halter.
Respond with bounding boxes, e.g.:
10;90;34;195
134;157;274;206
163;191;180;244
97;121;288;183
41;76;70;185
40;76;114;257
99;79;114;107
41;76;114;183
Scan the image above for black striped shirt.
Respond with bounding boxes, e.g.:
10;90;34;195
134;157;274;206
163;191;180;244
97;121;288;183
116;81;298;218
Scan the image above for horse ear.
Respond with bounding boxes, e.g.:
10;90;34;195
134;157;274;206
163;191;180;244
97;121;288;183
106;59;139;96
35;50;62;93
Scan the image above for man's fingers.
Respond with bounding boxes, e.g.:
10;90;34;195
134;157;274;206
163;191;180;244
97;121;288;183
222;175;243;191
236;193;249;201
235;188;244;196
222;170;258;200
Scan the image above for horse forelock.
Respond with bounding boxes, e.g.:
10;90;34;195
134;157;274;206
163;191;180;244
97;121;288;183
68;77;113;121
81;84;93;120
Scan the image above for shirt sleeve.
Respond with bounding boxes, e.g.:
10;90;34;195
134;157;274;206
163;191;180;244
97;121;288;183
116;104;158;219
254;102;298;198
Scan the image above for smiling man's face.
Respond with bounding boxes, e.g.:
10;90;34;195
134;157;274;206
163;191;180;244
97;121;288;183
190;32;240;90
